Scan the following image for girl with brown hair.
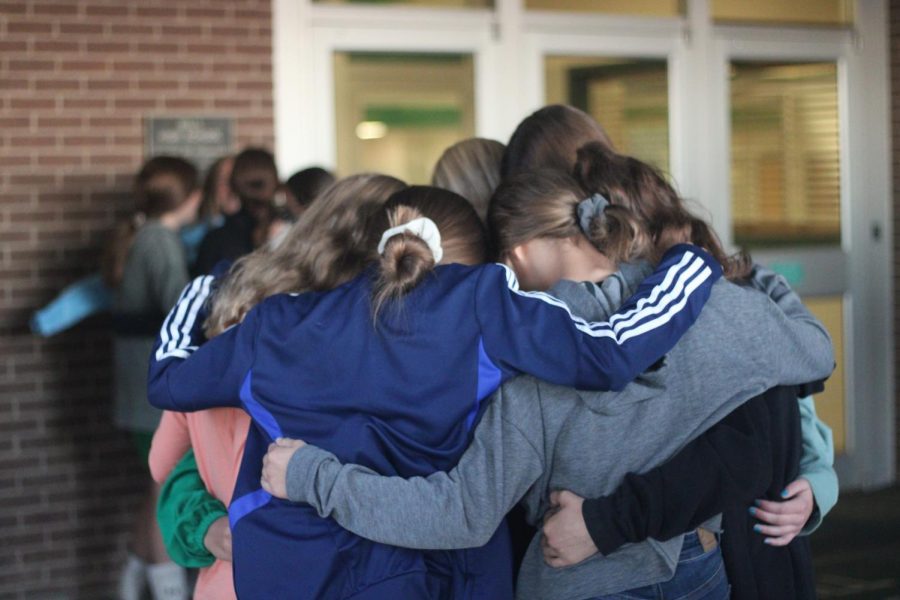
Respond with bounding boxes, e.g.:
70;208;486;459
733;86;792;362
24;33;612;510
147;180;721;599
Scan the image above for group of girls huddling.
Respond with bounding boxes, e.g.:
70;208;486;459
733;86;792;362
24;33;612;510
121;104;836;600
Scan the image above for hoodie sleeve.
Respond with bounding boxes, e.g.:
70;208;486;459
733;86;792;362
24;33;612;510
284;383;546;549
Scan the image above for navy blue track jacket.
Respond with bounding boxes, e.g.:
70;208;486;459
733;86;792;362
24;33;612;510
148;244;721;599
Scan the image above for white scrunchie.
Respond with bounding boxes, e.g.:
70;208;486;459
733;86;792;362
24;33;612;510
377;217;444;264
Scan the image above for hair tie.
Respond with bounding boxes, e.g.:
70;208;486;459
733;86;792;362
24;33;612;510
577;193;610;236
377;217;444;263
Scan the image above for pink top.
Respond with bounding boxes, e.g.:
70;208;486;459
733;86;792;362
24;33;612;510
150;408;250;600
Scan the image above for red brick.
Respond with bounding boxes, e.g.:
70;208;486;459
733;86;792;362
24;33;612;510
58;22;103;35
108;22;153;35
137;79;180;91
0;2;27;14
32;3;80;15
60;60;108;72
34;79;82;92
7;22;54;34
10;98;55;110
8;59;56;72
86;41;130;54
62;97;108;110
84;4;130;17
33;40;80;53
136;41;179;53
86;79;131;91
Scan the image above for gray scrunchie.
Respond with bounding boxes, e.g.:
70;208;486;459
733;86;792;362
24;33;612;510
577;193;610;236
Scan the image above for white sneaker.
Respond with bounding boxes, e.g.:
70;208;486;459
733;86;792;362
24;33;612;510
118;554;147;600
146;561;190;600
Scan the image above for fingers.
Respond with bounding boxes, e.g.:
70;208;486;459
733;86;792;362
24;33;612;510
781;478;812;499
750;504;807;527
753;523;798;537
275;437;305;448
549;490;560;507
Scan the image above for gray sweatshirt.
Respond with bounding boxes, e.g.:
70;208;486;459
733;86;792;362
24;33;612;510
284;267;834;600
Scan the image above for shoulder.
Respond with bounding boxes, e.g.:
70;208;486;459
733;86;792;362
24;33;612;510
135;223;181;252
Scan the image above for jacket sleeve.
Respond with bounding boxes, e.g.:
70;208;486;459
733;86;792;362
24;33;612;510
797;395;838;534
147;276;258;412
284;387;545;549
581;395;775;555
475;244;723;392
156;449;228;569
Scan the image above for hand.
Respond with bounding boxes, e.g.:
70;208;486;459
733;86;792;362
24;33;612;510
750;477;814;546
261;437;306;499
541;490;599;568
203;516;232;562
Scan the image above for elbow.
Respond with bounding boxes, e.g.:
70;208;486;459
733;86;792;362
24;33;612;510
146;373;175;411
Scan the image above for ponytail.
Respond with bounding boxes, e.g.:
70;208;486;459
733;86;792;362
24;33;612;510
372;205;437;321
574;142;752;281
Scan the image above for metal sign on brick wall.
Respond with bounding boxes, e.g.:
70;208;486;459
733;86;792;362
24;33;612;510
144;116;233;173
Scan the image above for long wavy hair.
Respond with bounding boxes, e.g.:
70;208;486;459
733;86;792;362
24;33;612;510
205;173;406;336
574;142;751;280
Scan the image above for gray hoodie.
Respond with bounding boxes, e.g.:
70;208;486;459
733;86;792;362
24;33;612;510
284;267;834;600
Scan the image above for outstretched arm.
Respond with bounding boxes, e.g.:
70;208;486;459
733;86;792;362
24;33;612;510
477;244;722;391
147;276;257;412
262;387;545;549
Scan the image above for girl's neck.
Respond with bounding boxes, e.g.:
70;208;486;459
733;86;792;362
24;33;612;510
559;236;616;284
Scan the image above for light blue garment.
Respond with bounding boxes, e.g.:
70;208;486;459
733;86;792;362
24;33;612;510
29;220;219;338
30;273;112;337
797;395;838;533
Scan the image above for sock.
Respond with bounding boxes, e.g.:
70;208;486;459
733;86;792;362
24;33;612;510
118;553;147;600
146;561;190;600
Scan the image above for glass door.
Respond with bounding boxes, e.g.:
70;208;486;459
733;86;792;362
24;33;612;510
710;1;893;487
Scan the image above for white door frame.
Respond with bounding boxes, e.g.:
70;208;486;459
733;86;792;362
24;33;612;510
706;4;893;488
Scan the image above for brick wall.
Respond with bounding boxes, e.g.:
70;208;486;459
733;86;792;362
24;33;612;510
0;1;273;596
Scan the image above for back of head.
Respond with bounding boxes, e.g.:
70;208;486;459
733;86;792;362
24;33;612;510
230;147;279;208
373;186;488;319
489;169;645;265
135;155;199;218
501;105;614;180
286;167;336;209
574;142;751;279
431;138;505;224
205;173;406;336
102;156;198;287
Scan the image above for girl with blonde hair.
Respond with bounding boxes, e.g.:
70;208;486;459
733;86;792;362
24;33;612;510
148;174;406;600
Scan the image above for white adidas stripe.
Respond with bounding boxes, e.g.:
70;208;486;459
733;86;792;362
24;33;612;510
618;266;712;343
497;254;712;344
156;276;214;361
609;251;696;326
608;257;705;333
158;278;198;356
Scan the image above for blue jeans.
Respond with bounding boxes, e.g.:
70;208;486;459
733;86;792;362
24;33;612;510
592;532;730;600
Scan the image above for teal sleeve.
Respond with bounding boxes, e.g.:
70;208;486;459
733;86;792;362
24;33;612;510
156;449;228;568
797;395;839;534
